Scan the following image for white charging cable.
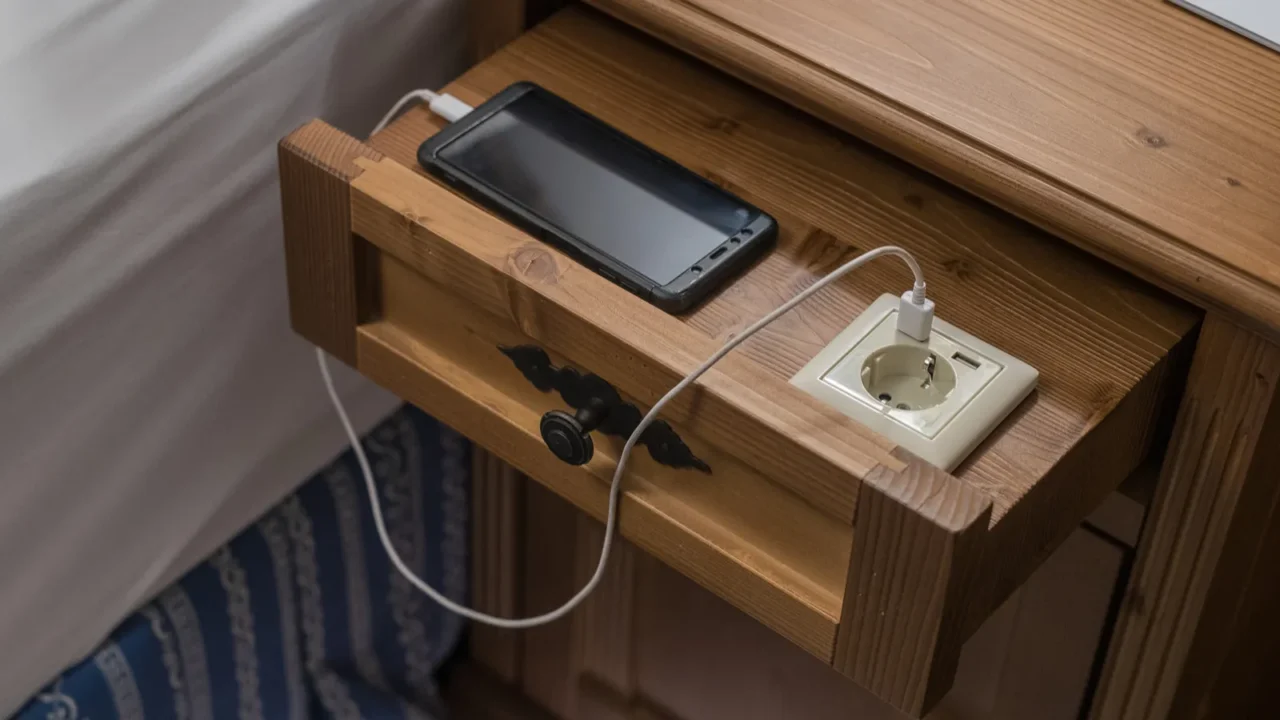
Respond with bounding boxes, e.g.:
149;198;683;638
316;89;933;629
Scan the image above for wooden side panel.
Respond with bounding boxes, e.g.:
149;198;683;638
517;482;645;720
521;481;586;718
964;330;1191;639
836;455;993;716
1170;425;1280;719
584;0;1280;337
278;120;383;364
1092;315;1280;720
572;517;642;720
469;448;525;683
574;516;637;699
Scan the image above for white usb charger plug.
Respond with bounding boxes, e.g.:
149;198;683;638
898;286;935;342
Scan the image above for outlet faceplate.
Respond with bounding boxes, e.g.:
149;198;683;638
791;294;1038;471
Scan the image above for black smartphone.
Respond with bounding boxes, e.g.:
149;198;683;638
417;82;777;313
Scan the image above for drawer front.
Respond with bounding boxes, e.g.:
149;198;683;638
362;251;851;658
277;9;1199;715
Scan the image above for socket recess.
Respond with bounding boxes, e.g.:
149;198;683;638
790;294;1037;471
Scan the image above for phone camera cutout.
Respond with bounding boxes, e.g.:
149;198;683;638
691;265;703;274
739;228;754;239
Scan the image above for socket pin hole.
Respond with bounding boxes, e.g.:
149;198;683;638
878;393;893;403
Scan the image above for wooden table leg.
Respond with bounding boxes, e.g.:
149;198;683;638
1092;314;1280;720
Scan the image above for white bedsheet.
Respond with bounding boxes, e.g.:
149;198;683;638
0;0;466;711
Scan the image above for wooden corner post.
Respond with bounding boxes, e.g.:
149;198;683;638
278;120;384;365
1092;315;1280;720
835;452;993;717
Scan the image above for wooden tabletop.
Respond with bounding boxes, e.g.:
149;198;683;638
589;0;1280;334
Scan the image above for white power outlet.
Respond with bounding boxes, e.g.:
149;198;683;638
791;294;1037;471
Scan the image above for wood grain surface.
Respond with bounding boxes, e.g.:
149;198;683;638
366;8;1199;529
1092;315;1280;720
587;0;1280;337
837;453;991;714
469;448;526;684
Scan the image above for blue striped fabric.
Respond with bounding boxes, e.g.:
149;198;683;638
14;406;469;720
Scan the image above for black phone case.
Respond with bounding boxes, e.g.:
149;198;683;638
416;82;777;313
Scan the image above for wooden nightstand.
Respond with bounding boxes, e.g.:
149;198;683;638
278;7;1215;718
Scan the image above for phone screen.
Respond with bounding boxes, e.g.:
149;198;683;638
434;88;757;285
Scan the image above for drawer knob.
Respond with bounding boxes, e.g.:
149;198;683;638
500;345;711;473
539;402;608;466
